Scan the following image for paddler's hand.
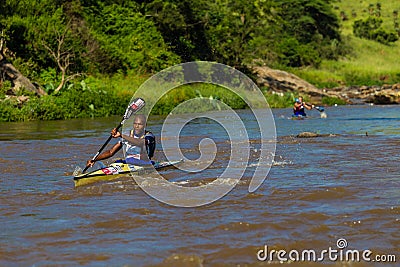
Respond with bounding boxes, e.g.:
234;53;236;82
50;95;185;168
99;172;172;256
111;128;121;138
86;159;95;168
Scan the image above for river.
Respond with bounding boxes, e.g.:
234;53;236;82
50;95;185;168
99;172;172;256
0;105;398;266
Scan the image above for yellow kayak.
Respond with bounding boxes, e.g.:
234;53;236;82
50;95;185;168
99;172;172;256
73;160;183;187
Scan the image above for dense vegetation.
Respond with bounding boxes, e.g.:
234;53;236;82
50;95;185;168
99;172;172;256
0;0;399;121
1;0;345;74
298;0;400;88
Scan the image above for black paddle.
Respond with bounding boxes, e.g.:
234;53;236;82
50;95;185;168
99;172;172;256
312;104;327;118
74;98;146;175
304;102;324;112
314;106;325;112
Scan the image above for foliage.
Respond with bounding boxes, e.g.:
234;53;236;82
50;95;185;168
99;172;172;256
1;0;347;77
141;0;212;62
263;91;295;108
291;68;342;88
271;0;346;67
150;83;247;115
0;80;12;98
274;37;321;67
1;0;400;121
204;0;278;68
200;0;345;69
0;80;127;121
39;68;59;94
353;17;399;44
321;96;347;106
84;2;180;73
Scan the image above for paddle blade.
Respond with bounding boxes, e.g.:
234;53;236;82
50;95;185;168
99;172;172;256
315;106;325;112
124;98;146;120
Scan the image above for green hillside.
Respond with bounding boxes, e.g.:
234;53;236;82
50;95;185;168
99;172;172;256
294;0;400;87
333;0;399;34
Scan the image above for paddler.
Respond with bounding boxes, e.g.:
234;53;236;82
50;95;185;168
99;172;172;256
86;114;156;168
293;96;314;117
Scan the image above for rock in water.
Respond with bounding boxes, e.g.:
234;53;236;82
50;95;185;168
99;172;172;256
296;132;320;138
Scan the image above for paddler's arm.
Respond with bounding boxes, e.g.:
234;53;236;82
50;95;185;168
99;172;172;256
120;134;145;146
303;102;314;110
86;130;123;167
111;128;145;147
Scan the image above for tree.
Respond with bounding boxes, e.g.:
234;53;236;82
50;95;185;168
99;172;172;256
0;0;87;90
204;0;278;68
41;20;82;93
85;2;180;73
270;0;344;66
353;17;399;45
141;0;213;61
274;0;340;44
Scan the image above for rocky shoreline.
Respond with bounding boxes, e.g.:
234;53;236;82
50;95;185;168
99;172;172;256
252;66;400;105
3;64;399;106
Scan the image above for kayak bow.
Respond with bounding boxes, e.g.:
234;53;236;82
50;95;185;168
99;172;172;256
291;114;306;120
73;160;183;187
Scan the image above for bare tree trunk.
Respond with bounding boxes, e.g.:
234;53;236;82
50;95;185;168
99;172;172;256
42;21;81;93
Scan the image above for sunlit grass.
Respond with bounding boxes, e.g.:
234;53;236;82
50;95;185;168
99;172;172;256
294;34;400;87
317;0;400;86
332;0;400;34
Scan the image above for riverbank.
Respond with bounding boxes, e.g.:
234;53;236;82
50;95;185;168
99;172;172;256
253;66;400;105
1;60;400;122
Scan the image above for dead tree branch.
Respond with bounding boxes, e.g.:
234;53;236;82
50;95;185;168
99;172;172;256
42;21;82;93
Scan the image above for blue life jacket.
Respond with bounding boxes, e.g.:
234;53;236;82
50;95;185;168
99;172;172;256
293;104;307;116
118;130;156;165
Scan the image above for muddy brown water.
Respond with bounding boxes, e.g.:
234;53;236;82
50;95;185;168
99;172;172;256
0;105;398;266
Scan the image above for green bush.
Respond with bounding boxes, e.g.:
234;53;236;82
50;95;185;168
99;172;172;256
0;100;25;121
86;3;180;73
263;91;295;108
276;38;321;67
150;84;247;115
321;96;347;105
343;71;380;86
0;80;128;121
353;17;399;44
0;80;13;99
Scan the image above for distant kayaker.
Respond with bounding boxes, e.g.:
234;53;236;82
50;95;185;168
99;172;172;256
86;114;156;168
293;96;314;117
